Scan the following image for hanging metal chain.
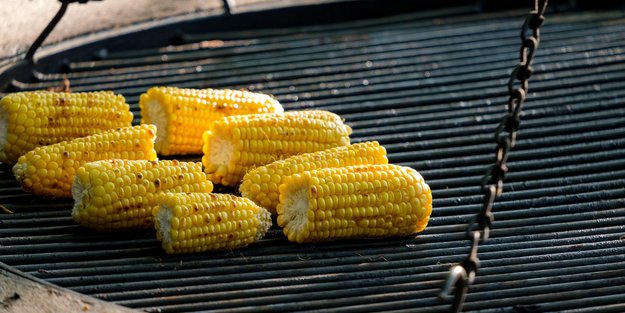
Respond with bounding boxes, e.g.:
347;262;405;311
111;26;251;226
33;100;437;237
438;1;548;312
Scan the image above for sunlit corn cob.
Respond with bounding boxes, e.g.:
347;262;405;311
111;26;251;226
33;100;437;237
13;125;157;198
0;91;133;165
202;110;352;186
240;141;388;214
72;160;213;231
276;164;432;243
154;193;272;254
139;86;283;155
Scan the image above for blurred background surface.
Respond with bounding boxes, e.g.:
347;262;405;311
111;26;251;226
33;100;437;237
0;0;316;60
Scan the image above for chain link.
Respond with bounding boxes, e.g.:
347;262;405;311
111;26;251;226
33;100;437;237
438;1;548;311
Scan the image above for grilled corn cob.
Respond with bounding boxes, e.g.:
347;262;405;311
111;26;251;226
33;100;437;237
202;110;352;186
72;160;213;231
13;125;157;198
240;141;388;214
276;164;432;243
155;193;272;254
0;91;133;165
139;87;283;155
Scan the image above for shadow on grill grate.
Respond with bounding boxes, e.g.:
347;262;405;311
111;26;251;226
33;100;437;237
1;4;625;313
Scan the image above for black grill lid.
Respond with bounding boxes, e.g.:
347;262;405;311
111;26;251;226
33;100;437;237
1;3;625;313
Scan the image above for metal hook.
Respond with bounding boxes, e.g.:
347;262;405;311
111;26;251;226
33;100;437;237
25;0;103;63
438;265;466;299
438;265;469;313
223;0;236;15
25;2;70;63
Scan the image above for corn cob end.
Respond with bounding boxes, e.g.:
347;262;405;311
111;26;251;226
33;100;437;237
140;92;169;154
11;161;31;192
276;177;311;243
201;129;236;185
155;201;175;254
255;204;273;241
71;166;93;226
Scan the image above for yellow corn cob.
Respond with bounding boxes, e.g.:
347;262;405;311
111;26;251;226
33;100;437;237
202;110;352;186
154;193;272;254
139;86;283;155
13;125;157;198
240;141;388;214
71;160;213;231
0;91;133;165
276;164;432;243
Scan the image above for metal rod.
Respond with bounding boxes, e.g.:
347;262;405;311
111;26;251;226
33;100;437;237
25;2;70;62
223;0;236;15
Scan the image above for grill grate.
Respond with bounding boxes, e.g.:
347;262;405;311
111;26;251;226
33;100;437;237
2;5;625;313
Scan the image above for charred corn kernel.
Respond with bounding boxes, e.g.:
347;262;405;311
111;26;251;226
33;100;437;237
13;125;157;198
0;91;133;165
139;86;283;155
240;141;387;214
276;164;432;243
72;160;213;231
202;110;352;186
154;193;272;254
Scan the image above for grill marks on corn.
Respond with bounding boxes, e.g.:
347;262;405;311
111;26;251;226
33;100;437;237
155;193;272;254
71;160;213;231
139;87;283;156
202;110;352;186
277;164;432;243
12;125;158;198
0;91;133;165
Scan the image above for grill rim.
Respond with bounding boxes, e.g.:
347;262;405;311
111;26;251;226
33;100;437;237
0;0;485;88
0;260;138;312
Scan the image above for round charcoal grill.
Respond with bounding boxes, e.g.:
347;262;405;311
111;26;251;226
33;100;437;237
1;0;625;312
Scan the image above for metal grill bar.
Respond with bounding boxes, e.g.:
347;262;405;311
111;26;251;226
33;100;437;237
19;29;619;100
14;12;617;86
63;11;619;71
